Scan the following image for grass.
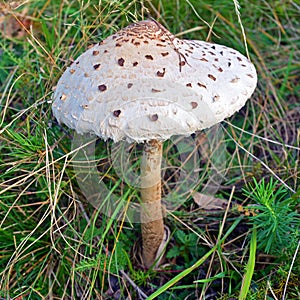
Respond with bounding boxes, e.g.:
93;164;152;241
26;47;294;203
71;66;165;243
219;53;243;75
0;0;299;299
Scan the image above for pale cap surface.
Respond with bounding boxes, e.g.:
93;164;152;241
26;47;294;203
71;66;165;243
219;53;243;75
52;20;257;142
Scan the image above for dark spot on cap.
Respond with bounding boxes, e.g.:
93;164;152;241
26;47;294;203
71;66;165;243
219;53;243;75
197;82;207;89
191;102;198;109
208;51;216;56
186;83;192;87
200;58;208;62
133;61;138;67
157;68;166;77
92;50;99;56
179;61;186;67
228;62;232;67
241;64;247;67
208;74;216;81
151;88;162;93
211;45;216;50
161;52;169;57
213;95;220;102
247;74;254;78
145;55;153;60
237;57;242;62
118;58;125;66
98;84;107;92
69;69;75;74
143;40;149;44
116;43;121;47
60;94;67;101
220;51;224;56
104;50;108;53
75;61;79;65
99;41;104;45
134;41;140;46
93;64;101;70
150;114;158;121
156;43;165;47
231;77;240;83
127;83;133;88
113;110;121;117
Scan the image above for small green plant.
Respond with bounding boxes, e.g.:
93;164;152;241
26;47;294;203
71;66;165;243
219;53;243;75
166;229;203;266
244;178;299;255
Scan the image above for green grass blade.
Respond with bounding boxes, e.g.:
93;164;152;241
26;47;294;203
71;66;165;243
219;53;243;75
239;228;257;300
147;217;243;299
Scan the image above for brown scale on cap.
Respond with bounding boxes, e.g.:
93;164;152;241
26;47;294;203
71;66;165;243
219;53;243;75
145;55;154;60
118;58;125;66
93;64;101;70
150;114;158;121
213;95;220;102
156;68;166;77
212;64;223;72
98;84;107;92
208;74;216;81
231;77;240;83
191;101;198;109
113;109;121;117
60;93;67;101
151;88;162;93
198;82;207;89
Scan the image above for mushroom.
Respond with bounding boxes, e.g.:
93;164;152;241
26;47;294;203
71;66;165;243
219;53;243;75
52;20;257;268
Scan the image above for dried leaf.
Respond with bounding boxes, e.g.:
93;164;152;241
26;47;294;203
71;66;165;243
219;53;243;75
192;191;227;210
0;2;32;38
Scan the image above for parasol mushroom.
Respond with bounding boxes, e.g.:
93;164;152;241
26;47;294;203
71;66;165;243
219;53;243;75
52;20;257;268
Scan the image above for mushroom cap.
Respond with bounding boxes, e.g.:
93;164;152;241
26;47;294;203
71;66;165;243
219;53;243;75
52;20;257;143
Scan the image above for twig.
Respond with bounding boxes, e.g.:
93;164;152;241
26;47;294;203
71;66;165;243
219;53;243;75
282;239;300;300
120;270;148;300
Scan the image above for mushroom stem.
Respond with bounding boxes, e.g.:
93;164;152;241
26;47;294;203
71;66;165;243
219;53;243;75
140;139;164;268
